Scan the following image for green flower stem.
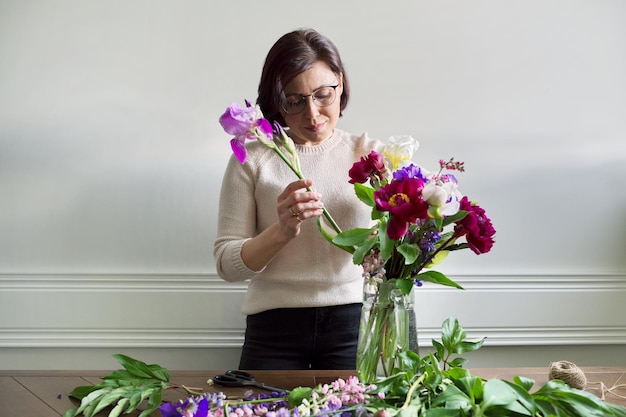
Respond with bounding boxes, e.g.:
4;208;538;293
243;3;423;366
400;373;426;410
223;397;287;407
272;147;343;235
180;385;203;396
357;291;402;382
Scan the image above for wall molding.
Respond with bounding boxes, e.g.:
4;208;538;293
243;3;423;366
1;325;625;348
1;272;625;348
1;272;624;290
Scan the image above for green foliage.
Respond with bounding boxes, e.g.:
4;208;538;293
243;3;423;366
62;354;171;417
360;317;626;416
287;387;314;407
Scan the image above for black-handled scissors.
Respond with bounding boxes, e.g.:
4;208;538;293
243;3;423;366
213;370;287;392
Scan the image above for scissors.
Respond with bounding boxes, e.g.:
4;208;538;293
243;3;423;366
213;370;287;392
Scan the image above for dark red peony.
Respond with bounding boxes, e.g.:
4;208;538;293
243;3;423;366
349;151;387;184
455;196;496;254
374;177;430;240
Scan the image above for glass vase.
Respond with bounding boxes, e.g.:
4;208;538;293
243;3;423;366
356;279;418;383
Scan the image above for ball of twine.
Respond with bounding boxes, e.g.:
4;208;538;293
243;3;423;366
549;360;587;389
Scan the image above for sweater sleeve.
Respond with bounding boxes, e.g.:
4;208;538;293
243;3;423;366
213;154;264;282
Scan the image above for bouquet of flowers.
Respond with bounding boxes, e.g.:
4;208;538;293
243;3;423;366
332;135;496;381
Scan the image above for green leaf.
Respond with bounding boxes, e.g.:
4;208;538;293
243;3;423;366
417;270;463;290
502;379;537;415
139;389;162;417
113;355;153;379
90;387;129;416
445;367;471;381
396;278;415;295
512;376;536;392
75;388;110;415
447;357;469;368
397;404;422;417
352;236;378;265
397;242;420;264
68;385;99;400
62;409;77;417
288;387;313;407
332;227;374;246
454;339;486;354
425;250;449;268
442;210;467;227
108;398;129;417
481;379;518;408
397;350;420;376
443;243;469;252
441;317;465;351
430;384;471;409
457;376;484;403
423;408;463;417
316;216;354;254
148;364;170;382
432;339;445;360
354;183;375;207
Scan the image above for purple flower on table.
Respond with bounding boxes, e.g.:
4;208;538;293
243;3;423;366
158;396;209;417
219;100;273;164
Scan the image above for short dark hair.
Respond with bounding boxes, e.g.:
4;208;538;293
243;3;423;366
257;28;350;126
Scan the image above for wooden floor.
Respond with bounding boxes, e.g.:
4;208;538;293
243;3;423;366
1;368;624;416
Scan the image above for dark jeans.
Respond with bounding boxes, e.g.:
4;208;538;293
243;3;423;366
239;303;361;370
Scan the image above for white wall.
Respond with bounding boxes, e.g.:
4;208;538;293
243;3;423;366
1;0;625;370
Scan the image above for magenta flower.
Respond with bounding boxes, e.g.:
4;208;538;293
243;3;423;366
374;178;429;240
219;101;273;164
454;196;496;254
348;151;386;184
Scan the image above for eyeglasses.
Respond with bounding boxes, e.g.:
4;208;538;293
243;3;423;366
281;84;339;115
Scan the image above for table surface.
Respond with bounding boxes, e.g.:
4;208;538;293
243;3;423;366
1;367;625;416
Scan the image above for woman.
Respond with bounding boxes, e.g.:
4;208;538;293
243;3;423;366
214;28;381;370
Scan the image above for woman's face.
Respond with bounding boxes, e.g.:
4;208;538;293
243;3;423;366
281;61;343;146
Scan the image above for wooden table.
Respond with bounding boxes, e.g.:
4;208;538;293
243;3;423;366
1;368;625;416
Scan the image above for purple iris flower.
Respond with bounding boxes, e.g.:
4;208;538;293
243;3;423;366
219;101;273;164
392;163;428;182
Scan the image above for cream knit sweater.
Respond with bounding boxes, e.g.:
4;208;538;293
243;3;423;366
214;129;382;315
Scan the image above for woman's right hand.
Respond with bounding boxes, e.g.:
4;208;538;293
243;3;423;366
277;178;324;238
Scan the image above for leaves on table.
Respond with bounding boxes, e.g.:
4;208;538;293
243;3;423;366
62;354;171;417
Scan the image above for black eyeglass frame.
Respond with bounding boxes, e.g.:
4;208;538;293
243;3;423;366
281;84;340;115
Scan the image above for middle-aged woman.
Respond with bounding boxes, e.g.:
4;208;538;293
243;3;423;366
214;28;382;370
